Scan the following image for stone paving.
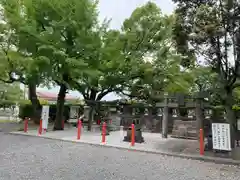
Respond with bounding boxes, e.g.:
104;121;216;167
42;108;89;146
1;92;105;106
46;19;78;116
11;127;197;153
0;131;240;180
10;123;240;164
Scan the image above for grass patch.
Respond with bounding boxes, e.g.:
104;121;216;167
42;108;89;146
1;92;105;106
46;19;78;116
0;119;11;123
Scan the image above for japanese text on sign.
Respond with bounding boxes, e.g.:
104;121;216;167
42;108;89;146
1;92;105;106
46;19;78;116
212;123;231;151
41;106;49;130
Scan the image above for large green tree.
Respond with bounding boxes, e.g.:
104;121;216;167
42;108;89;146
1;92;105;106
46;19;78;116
0;0;98;129
0;1;50;123
119;2;185;102
173;0;240;146
0;82;23;108
70;26;144;130
69;2;184;130
17;0;99;130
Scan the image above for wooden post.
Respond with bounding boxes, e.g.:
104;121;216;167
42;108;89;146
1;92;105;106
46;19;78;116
62;119;65;130
195;96;204;140
162;96;169;138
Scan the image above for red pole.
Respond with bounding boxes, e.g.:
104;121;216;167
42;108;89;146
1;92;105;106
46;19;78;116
77;120;82;140
131;124;135;146
24;117;28;133
102;122;106;143
38;119;42;135
199;128;204;155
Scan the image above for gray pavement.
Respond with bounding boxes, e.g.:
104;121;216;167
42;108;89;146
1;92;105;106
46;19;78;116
11;127;240;163
0;130;239;180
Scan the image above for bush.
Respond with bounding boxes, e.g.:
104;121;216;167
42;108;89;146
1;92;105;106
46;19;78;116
19;104;34;119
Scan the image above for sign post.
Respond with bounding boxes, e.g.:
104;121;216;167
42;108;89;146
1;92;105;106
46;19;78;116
69;106;80;123
41;106;50;132
212;123;231;151
237;119;240;131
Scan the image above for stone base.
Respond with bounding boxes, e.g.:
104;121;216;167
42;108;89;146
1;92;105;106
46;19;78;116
123;129;144;143
101;131;110;136
171;120;197;139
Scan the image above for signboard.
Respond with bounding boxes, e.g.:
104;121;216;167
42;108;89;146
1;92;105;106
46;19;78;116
70;106;79;119
212;123;231;151
41;106;50;130
237;119;240;131
68;106;80;123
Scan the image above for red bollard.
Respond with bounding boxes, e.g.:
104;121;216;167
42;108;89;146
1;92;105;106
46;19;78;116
38;119;42;135
102;122;106;143
97;120;100;125
24;117;28;133
131;124;135;146
199;128;204;155
77;120;82;140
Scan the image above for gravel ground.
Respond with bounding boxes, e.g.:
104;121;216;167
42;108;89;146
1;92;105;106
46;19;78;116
0;132;239;180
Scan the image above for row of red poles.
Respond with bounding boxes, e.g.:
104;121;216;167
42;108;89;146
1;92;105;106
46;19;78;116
24;118;65;135
23;117;204;154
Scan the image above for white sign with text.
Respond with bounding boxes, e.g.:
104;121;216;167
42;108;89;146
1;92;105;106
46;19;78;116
212;123;231;151
237;119;240;131
41;106;50;130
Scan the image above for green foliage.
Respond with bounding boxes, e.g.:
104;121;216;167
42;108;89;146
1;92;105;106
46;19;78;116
172;0;240;129
173;0;240;94
119;2;185;101
19;104;34;119
0;82;23;107
0;0;50;85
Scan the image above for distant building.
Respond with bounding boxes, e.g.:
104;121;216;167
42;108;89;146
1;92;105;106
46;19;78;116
36;91;80;104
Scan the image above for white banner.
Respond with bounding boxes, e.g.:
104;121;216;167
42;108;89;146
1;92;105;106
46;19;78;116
70;106;79;119
41;106;50;130
212;123;231;151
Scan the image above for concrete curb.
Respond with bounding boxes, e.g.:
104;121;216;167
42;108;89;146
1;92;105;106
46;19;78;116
8;132;240;166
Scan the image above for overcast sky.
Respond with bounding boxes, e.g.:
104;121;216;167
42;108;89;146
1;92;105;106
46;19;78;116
98;0;175;29
39;0;175;100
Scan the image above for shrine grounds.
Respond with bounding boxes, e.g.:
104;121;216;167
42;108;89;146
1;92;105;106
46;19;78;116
0;125;239;180
0;122;239;179
8;123;240;165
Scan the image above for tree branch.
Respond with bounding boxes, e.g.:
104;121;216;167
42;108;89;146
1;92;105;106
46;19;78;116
0;71;26;84
232;82;240;89
69;80;88;99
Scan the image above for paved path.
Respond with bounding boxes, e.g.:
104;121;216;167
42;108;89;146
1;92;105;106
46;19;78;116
11;128;240;162
0;131;239;180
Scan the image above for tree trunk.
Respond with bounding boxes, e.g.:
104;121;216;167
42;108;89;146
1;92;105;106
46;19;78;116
28;82;41;124
224;92;237;149
195;98;204;140
86;90;97;131
162;97;169;138
53;83;67;130
87;105;94;131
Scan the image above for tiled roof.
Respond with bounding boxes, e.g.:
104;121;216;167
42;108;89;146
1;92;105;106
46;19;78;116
36;91;78;101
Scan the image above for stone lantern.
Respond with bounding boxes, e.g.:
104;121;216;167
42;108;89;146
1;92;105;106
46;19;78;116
172;109;178;118
223;111;226;120
132;108;136;116
187;109;195;118
157;108;163;117
204;109;212;119
144;108;149;116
